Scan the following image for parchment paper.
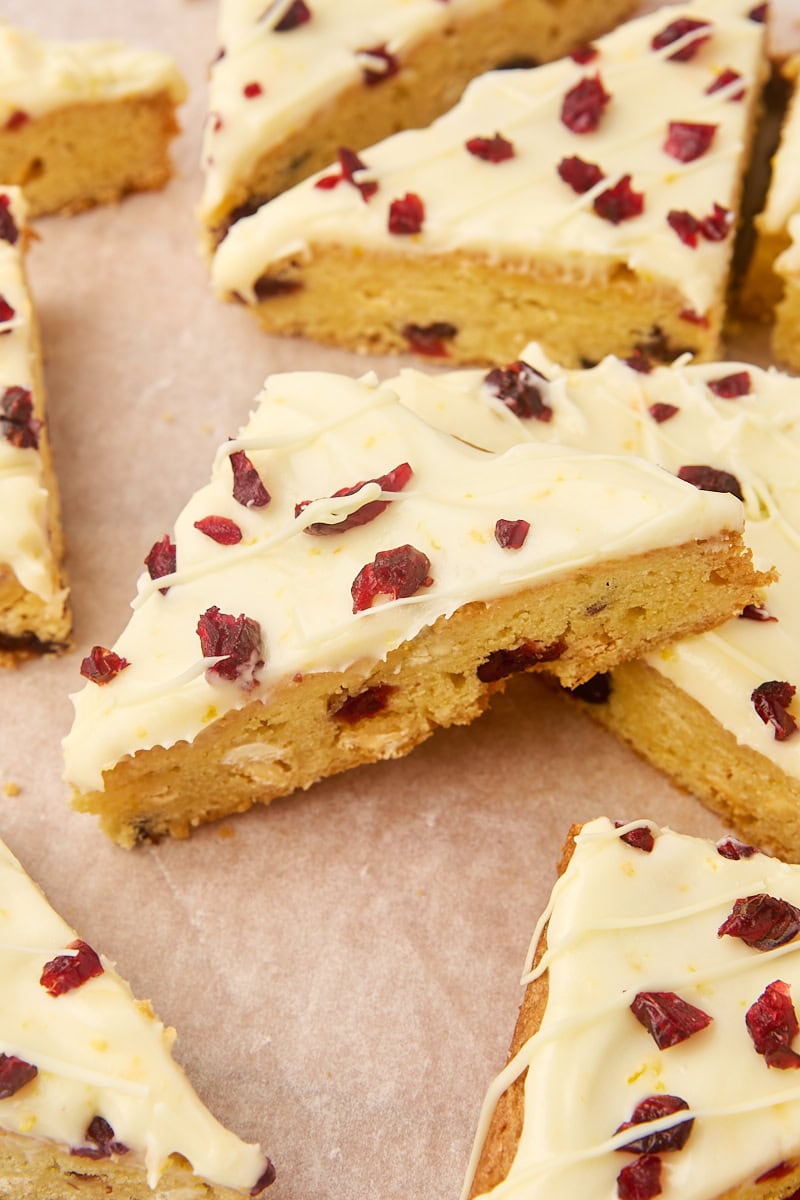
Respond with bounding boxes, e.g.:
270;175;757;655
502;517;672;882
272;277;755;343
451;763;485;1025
0;3;792;1198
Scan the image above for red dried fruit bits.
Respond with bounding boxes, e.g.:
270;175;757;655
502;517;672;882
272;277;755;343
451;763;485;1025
617;1154;662;1200
72;1116;129;1160
593;176;644;224
0;1054;37;1099
483;360;552;420
5;110;29;131
751;680;798;741
401;321;457;357
677;464;743;501
268;0;312;30
315;147;378;202
739;604;777;623
679;307;709;327
630;991;712;1049
0;295;15;324
648;402;679;423
667;209;701;248
719;894;800;950
465;133;515;163
708;371;751;398
388;192;425;235
749;2;768;21
746;980;800;1068
0;385;40;449
193;515;243;545
625;350;652;375
706;67;745;100
0;194;18;244
297;463;412;535
230;449;271;508
351;544;432;612
250;1160;278;1196
145;534;177;593
494;519;530;550
570;43;598;64
614;1094;693;1154
477;639;565;683
663;121;717;163
40;939;104;996
197;606;265;690
557;155;605;194
358;43;399;86
80;646;130;685
243;81;264;98
561;74;610;133
615;822;655;852
651;17;712;61
699;203;733;241
333;684;395;724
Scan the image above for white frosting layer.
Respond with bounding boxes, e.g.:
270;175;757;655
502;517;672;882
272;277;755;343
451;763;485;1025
390;348;800;785
0;187;61;602
468;817;800;1200
201;0;499;221
211;0;765;317
63;369;744;795
0;22;186;122
0;835;269;1192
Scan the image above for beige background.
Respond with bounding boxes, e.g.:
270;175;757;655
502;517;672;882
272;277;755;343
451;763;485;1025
0;3;790;1198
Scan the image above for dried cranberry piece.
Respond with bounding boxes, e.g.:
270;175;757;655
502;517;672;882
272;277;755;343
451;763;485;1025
740;604;777;622
708;371;751;399
494;519;530;549
263;0;312;30
72;1116;130;1159
630;991;712;1049
477;640;565;683
5;110;29;131
570;44;597;64
593;176;644;224
746;980;800;1068
751;681;797;741
648;403;679;423
401;321;457;357
756;1162;793;1183
561;74;610;133
145;534;176;594
315;147;378;202
388;193;425;235
230;450;271;508
615;822;655;853
0;1054;37;1099
358;43;399;86
667;209;701;248
749;3;768;21
193;515;243;545
615;1095;693;1155
572;672;611;703
243;81;263;98
625;350;652;374
617;1155;662;1200
664;121;717;163
698;203;732;242
254;274;302;300
197;607;265;690
297;462;412;535
716;837;758;859
483;360;552;420
651;18;712;61
351;545;432;613
677;464;743;501
558;155;605;194
706;67;745;100
333;684;395;723
41;940;103;997
719;894;800;950
465;133;515;163
80;647;130;685
679;307;709;327
0;386;40;449
0;194;18;244
0;295;15;324
250;1160;277;1195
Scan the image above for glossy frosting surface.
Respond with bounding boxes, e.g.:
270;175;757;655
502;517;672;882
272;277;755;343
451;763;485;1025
0;187;60;601
212;0;765;317
467;817;800;1200
63;369;743;794
0;22;186;121
0;834;269;1191
391;348;799;782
